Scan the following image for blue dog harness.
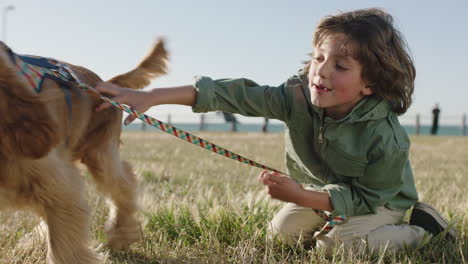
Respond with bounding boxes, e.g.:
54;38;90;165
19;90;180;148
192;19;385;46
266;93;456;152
14;55;73;92
4;43;77;143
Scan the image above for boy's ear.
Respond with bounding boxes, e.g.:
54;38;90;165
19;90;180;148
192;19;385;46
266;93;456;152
362;85;374;96
0;47;59;159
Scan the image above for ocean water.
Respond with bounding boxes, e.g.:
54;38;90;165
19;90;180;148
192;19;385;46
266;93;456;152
123;123;467;136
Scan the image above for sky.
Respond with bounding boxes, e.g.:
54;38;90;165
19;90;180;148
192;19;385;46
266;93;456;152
4;0;468;125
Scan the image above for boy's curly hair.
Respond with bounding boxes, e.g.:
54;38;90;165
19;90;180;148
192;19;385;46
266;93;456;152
309;8;415;115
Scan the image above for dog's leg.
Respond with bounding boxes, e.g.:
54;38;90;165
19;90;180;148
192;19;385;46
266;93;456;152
35;158;104;264
83;143;140;250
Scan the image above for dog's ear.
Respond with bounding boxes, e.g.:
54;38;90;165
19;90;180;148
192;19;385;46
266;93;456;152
0;46;59;159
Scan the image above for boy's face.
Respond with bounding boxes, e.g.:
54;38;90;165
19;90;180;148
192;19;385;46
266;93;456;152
308;34;373;119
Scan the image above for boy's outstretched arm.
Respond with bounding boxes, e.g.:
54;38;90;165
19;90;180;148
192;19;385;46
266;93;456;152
258;170;334;211
95;82;197;124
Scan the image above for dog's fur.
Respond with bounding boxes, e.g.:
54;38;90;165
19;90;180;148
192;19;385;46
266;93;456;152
0;40;168;263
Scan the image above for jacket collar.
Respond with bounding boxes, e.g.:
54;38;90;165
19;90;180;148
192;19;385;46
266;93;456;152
297;68;392;123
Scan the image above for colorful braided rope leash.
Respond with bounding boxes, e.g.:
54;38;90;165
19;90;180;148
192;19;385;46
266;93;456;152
48;61;346;234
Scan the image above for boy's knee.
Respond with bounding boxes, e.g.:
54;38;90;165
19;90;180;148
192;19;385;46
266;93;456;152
267;201;325;244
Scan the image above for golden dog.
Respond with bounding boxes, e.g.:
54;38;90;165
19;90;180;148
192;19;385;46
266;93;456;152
0;40;168;263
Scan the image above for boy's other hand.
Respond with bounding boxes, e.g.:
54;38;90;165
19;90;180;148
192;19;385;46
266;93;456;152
258;170;305;204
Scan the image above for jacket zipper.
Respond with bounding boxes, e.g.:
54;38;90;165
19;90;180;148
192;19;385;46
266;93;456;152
318;118;332;183
317;116;327;182
318;127;324;143
318;112;326;144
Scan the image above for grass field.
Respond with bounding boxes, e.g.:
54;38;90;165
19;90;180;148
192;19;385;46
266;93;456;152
1;132;467;263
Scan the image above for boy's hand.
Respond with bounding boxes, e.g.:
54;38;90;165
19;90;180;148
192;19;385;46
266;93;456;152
258;170;306;204
95;82;153;125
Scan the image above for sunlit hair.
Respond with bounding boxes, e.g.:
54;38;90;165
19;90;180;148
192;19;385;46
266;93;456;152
306;8;415;115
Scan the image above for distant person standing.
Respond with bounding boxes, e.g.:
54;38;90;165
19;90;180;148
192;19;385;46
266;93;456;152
262;118;269;133
431;104;440;135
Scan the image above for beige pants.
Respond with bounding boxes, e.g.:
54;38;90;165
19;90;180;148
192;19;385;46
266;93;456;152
268;200;429;254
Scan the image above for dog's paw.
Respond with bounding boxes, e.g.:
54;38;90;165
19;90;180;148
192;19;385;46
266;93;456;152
105;217;142;250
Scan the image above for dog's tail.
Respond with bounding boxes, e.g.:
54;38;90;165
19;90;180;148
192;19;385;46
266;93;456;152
107;38;168;89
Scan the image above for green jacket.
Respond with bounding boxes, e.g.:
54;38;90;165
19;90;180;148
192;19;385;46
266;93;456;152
192;69;418;218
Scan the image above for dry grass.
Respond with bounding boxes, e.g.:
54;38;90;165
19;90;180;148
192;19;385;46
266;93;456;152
1;132;467;263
